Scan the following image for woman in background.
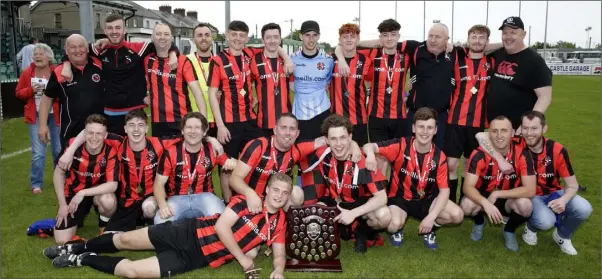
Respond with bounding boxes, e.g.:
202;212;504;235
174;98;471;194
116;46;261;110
15;43;61;195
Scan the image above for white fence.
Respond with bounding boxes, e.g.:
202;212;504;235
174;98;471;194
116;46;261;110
547;63;601;75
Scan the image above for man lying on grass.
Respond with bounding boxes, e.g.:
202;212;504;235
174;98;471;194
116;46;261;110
43;172;292;279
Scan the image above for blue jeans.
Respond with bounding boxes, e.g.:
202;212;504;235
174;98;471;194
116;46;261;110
154;192;226;224
28;113;61;189
406;109;448;149
527;190;593;239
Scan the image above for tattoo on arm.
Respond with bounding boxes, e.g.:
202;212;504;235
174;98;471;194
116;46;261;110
477;136;496;156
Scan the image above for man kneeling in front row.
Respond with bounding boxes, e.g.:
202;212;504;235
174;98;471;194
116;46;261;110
462;115;536;252
43;173;293;279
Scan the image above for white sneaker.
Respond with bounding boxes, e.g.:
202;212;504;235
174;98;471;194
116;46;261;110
552;229;578;255
522;226;538;246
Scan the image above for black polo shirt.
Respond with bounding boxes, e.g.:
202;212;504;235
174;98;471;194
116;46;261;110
45;56;105;147
406;41;457;112
486;47;552;129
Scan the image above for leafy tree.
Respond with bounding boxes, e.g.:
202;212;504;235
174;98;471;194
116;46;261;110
555;40;576;49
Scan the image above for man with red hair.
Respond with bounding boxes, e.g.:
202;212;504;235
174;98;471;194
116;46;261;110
329;23;372;146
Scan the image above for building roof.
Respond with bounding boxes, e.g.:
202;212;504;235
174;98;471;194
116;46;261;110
119;0;161;20
149;9;195;29
31;0;136;13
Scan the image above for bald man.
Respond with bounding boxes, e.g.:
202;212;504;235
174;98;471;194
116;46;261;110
38;34;106;149
143;24;206;138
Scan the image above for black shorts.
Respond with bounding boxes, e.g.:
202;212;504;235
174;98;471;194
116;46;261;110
443;124;484;159
148;219;209;278
480;192;510;216
223;120;265;158
368;116;410;143
297;110;330;142
207;122;217;138
353;122;369;146
387;196;435;220
104;200;152;233
106;114;126;136
55;196;96;230
152;122;181;139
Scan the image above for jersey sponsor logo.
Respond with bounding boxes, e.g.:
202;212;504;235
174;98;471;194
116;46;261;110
494;61;518;80
399;167;436;183
374;67;405;73
460;75;491;82
333;73;362;79
322;174;360;189
259;73;281;80
148;68;176;79
74;170;105;178
294;75;328;82
92;73;100;83
241;215;269;241
144;162;159;170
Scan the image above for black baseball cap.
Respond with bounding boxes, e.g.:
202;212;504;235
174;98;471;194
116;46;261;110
300;20;320;34
499;16;524;30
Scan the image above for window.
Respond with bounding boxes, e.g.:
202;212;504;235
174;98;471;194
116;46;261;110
145;20;149;28
54;13;62;29
96;13;101;28
133;19;137;28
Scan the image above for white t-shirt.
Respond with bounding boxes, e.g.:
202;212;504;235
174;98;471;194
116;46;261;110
31;77;53;113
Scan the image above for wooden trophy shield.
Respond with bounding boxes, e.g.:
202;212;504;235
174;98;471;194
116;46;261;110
284;204;342;272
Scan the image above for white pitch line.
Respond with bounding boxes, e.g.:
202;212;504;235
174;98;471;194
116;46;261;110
1;147;32;160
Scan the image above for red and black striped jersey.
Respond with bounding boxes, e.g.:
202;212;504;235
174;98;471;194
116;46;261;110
101;133;181;207
361;41;420;120
63;139;119;198
238;136;315;197
447;47;494;128
117;137;181;207
207;47;263;123
195;195;286;268
145;54;197;123
250;53;291;129
376;137;448;201
467;143;536;194
304;146;387;203
157;140;229;196
513;137;574;195
330;52;372;125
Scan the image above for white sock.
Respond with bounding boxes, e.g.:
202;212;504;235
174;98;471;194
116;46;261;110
99;215;110;222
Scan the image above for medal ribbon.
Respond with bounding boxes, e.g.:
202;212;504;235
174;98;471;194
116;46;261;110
412;138;434;196
383;51;399;89
332;158;353;196
264;54;280;90
227;49;246;91
183;145;203;188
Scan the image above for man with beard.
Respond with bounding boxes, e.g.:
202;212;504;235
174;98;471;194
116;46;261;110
188;23;217;137
44;173;292;279
461;115;536;252
59;14;179;136
444;25;498;204
289;20;334;141
363;107;463;250
250;23;292;136
486;17;552;133
475;111;592;255
142;24;206;138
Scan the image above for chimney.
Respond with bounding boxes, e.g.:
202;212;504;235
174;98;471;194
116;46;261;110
186;11;198;20
159;5;171;14
174;8;186;18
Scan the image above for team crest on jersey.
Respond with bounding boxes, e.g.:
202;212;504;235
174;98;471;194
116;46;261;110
317;62;325;70
92;73;100;83
542;156;552;166
201;156;211;168
345;166;354;176
356;61;363;68
484;62;491;71
98;157;107;167
145;151;155;162
429;160;437;170
444;53;451;62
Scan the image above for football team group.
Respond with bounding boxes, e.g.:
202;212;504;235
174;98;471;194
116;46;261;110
16;10;592;279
